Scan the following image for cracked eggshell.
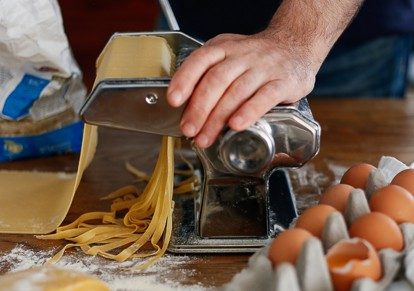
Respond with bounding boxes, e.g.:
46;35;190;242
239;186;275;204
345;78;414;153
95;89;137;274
326;238;381;291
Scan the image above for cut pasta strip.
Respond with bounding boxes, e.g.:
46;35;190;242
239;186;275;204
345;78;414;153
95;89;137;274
125;162;150;182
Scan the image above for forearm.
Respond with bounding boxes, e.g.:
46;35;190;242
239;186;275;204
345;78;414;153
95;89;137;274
263;0;364;72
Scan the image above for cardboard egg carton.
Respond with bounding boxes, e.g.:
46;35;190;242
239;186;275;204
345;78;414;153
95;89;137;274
223;157;414;291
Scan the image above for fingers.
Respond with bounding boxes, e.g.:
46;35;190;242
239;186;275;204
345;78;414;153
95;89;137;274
194;69;266;147
167;46;226;107
228;80;288;131
179;58;248;138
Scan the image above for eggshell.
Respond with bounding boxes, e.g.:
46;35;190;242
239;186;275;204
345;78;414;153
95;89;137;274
341;163;376;189
319;184;355;213
369;185;414;224
326;238;382;291
295;205;338;237
268;229;313;266
391;169;414;195
349;212;404;251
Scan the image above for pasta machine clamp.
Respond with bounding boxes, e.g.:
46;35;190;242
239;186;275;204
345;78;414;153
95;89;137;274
80;31;321;253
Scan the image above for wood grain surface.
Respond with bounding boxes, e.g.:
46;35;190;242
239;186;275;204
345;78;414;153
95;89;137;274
1;98;413;288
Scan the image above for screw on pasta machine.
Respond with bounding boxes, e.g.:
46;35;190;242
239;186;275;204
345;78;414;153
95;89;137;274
145;93;158;104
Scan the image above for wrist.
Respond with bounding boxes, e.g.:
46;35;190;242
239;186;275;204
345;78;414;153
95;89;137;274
260;0;363;73
255;27;327;76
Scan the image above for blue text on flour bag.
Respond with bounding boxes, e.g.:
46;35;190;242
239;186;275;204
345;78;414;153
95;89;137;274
0;73;84;162
1;122;83;162
2;74;50;120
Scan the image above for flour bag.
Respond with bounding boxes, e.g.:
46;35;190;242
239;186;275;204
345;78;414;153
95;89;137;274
0;0;86;161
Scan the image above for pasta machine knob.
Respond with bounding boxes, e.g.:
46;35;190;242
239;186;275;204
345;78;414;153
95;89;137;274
219;119;275;175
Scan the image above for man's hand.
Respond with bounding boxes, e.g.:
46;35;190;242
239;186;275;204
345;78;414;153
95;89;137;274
167;33;316;148
167;0;363;148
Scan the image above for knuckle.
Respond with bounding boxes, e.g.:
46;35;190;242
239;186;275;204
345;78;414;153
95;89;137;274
204;121;223;137
210;65;227;78
263;82;280;98
188;46;216;62
249;105;264;118
207;34;227;45
227;84;249;103
190;102;209;119
205;67;227;84
189;47;210;61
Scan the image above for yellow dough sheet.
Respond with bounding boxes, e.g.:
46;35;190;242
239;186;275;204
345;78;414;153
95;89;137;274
0;35;174;234
0;125;97;234
0;266;109;291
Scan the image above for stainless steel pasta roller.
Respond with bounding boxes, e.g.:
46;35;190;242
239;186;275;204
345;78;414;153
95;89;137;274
80;0;321;253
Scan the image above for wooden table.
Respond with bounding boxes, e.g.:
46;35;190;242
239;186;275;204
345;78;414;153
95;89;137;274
1;99;414;288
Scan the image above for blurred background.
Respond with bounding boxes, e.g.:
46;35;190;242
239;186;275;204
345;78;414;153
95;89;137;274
59;0;414;97
59;0;159;90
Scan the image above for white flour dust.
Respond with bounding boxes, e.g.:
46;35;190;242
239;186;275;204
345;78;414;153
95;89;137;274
289;163;330;211
0;245;209;291
289;162;348;212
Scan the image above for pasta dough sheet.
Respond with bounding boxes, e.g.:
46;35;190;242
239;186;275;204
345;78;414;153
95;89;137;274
0;171;76;233
0;35;173;234
0;125;97;234
0;266;109;291
95;35;175;81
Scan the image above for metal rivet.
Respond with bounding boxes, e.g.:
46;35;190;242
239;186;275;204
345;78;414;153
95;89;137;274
145;93;158;104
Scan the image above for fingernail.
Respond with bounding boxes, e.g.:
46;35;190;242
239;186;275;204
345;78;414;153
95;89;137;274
169;90;182;106
181;122;196;137
196;134;209;148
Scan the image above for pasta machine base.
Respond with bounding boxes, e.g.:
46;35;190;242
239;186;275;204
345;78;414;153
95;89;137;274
168;169;297;253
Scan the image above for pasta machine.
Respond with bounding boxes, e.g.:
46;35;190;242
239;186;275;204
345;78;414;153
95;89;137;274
80;30;320;253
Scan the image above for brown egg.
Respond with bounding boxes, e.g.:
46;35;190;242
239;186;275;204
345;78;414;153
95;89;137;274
268;228;313;266
341;163;376;189
319;184;355;213
369;185;414;224
391;169;414;195
326;238;382;291
295;205;338;237
349;212;404;251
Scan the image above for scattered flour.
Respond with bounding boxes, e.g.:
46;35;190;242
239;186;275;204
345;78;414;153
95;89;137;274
289;162;348;212
289;163;331;212
0;245;209;291
326;162;348;183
